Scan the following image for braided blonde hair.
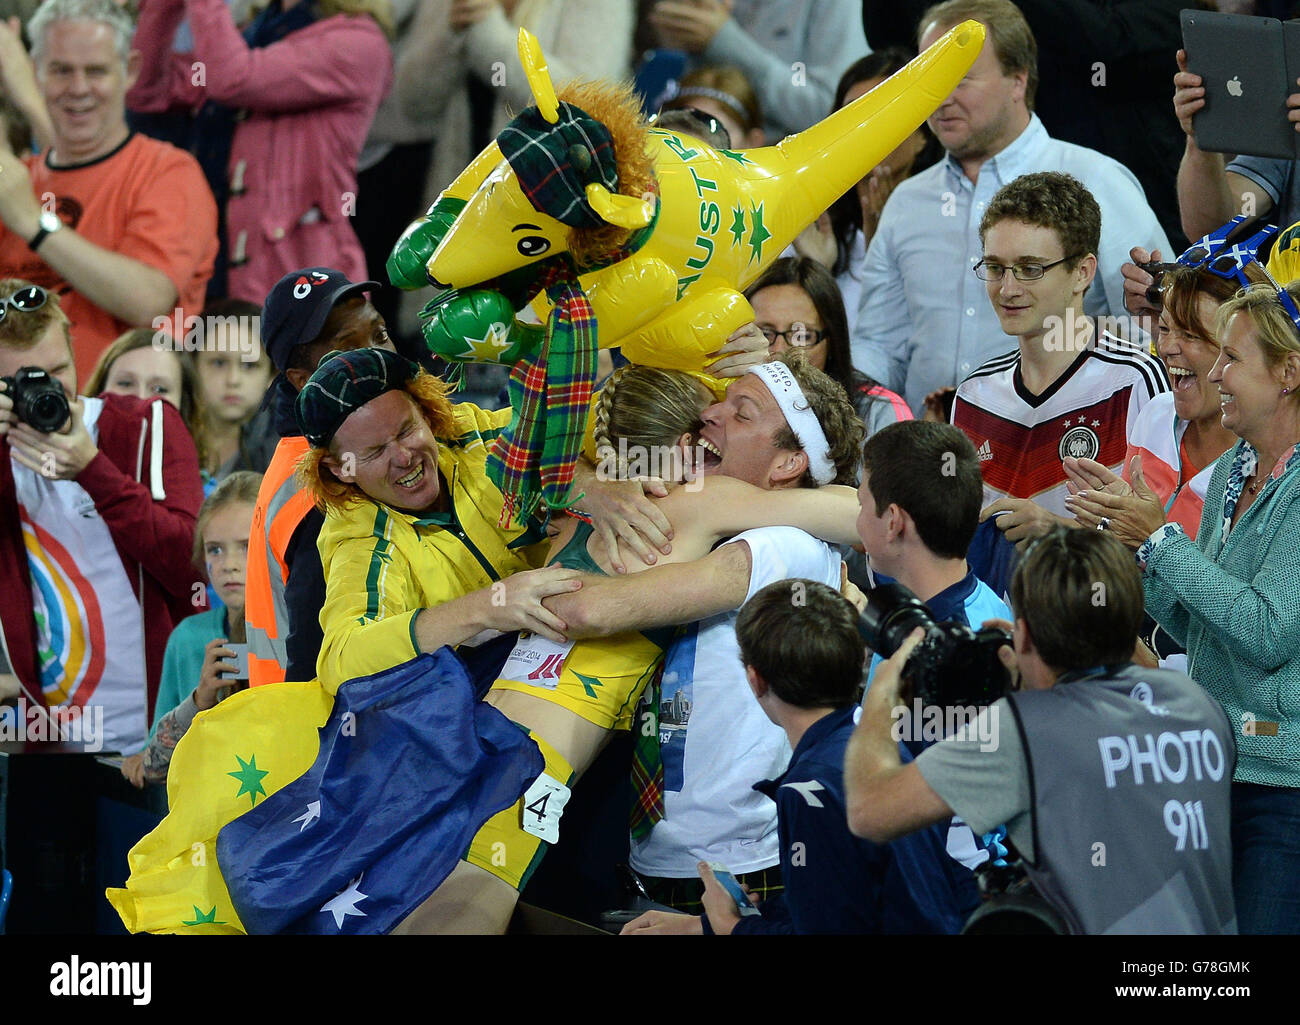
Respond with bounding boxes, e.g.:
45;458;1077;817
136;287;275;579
593;366;710;479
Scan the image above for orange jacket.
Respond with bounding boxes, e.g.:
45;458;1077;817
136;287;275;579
245;435;313;686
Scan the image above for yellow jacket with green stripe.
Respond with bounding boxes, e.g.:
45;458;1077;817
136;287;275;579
315;403;549;693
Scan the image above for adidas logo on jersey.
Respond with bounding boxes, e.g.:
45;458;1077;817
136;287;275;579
976;439;993;462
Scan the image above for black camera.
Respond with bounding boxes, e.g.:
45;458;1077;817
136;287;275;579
859;582;1012;708
962;861;1067;935
0;366;70;433
1137;259;1181;307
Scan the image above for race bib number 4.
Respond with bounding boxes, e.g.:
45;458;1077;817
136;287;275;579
499;635;576;690
520;772;571;845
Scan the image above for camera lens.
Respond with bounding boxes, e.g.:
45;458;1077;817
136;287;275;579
859;582;934;657
27;390;69;433
12;368;70;433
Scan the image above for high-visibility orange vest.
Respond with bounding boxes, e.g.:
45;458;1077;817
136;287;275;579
245;435;314;686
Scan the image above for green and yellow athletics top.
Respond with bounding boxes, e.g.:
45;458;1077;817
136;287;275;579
315;403;549;693
490;518;677;731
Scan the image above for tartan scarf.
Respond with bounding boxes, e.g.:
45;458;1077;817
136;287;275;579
629;661;666;842
487;265;598;527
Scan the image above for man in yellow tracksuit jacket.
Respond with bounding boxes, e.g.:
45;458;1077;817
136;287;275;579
295;345;623;932
313;399;552;690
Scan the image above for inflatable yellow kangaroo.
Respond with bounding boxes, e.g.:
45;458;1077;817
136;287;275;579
387;22;984;523
391;20;985;379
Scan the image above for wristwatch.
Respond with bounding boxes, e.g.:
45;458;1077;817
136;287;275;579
29;210;62;251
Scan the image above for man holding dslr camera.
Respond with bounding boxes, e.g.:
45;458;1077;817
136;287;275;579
846;527;1238;934
0;280;203;755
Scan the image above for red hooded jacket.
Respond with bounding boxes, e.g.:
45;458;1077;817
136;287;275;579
0;394;204;743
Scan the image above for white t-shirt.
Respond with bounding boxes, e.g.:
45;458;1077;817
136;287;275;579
10;397;149;753
629;526;842;877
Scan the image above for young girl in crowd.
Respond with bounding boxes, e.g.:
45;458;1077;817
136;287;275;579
121;471;262;787
662;65;766;149
84;327;197;425
187;298;276;492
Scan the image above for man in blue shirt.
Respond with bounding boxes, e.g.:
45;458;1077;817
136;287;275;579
621;580;977;935
851;0;1169;414
853;420;1012;870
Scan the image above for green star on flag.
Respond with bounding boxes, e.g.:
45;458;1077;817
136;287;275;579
573;672;604;700
719;149;753;167
182;905;226;926
747;202;772;265
728;204;746;248
228;753;269;807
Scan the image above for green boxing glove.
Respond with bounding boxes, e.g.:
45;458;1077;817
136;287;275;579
386;197;467;290
419;288;543;365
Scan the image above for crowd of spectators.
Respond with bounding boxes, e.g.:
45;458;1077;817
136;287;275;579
0;0;1297;936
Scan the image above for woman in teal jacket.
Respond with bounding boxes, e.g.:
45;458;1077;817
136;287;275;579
1069;280;1300;934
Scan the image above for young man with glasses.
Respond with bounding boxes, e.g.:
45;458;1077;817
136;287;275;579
0;280;204;754
850;0;1169;417
951;171;1168;550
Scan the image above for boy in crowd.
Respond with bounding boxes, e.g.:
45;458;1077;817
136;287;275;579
857;420;1010;648
623;579;976;935
952;171;1167;550
854;420;1011;869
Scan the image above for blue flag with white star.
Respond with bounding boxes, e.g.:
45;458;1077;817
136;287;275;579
216;648;543;934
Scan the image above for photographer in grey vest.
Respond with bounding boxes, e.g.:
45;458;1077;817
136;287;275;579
845;527;1237;934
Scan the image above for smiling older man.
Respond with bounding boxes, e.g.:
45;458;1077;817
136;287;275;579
0;0;217;379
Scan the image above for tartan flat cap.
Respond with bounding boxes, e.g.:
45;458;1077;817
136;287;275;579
497;101;619;228
295;347;417;448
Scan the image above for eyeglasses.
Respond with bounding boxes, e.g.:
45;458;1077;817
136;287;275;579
759;324;827;347
0;286;47;321
972;255;1082;282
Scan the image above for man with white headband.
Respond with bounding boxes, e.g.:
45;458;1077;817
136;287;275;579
544;351;867;922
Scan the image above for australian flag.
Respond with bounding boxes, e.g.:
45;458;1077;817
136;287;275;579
216;648;543;934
